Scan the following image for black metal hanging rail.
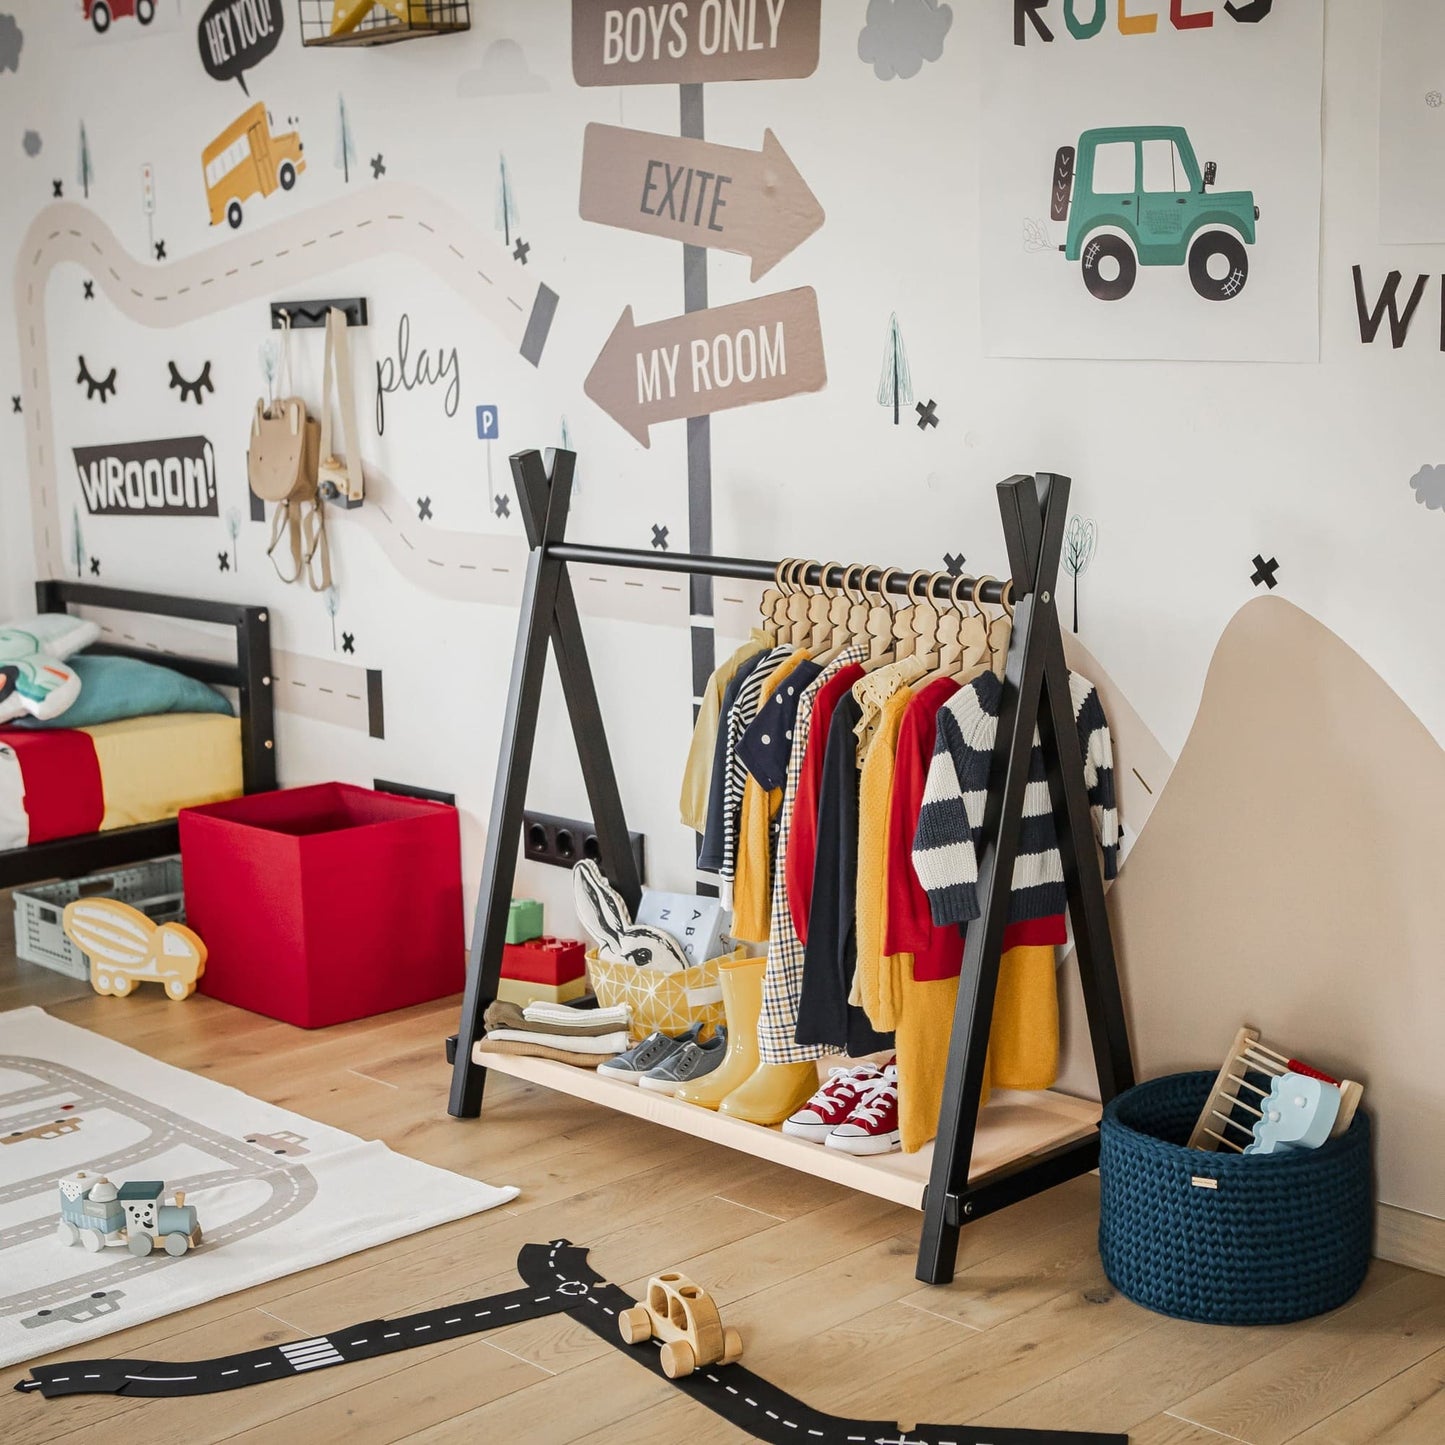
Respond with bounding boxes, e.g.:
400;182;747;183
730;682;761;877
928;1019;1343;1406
545;543;1013;605
446;447;1134;1289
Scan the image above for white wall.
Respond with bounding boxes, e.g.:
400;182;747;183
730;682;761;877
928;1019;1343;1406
2;1;1442;1211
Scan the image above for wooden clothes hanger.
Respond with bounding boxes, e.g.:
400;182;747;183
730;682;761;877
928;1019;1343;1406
987;580;1015;678
890;568;929;660
807;560;840;653
909;571;944;670
785;559;815;648
864;566;899;665
759;560;790;640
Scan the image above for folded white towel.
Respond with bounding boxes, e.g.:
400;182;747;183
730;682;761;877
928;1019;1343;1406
523;1002;631;1027
484;1028;630;1055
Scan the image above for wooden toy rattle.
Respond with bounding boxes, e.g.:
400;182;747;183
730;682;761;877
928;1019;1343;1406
1189;1025;1363;1156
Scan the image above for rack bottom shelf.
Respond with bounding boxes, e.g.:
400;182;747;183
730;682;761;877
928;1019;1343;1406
473;1046;1101;1211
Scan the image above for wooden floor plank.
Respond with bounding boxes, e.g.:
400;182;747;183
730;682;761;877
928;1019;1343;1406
5;927;1443;1445
1169;1269;1445;1445
1288;1346;1445;1444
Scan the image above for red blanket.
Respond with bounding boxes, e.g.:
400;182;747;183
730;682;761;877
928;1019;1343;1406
0;728;104;845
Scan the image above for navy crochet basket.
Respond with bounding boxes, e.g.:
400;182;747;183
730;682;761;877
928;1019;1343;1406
1099;1070;1372;1325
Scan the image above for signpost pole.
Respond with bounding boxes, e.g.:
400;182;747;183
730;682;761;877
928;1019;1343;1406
680;82;715;727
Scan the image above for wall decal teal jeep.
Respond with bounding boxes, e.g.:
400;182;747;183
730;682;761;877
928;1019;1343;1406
1051;125;1259;301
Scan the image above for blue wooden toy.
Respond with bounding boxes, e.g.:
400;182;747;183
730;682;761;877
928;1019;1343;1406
1247;1071;1341;1155
56;1173;203;1256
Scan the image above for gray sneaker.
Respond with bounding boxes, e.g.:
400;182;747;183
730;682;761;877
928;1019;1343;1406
597;1023;703;1084
638;1030;727;1095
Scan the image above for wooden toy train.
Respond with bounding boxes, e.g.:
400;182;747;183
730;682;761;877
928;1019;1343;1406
56;1173;203;1257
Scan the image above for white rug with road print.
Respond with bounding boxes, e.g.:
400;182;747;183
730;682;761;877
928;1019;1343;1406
0;1007;517;1367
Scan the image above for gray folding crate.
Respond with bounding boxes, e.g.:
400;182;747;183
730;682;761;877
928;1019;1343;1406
12;858;185;981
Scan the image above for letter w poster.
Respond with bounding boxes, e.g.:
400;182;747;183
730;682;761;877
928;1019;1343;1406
980;1;1322;361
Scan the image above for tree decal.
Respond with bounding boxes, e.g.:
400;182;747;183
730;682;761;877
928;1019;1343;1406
335;94;356;184
77;121;94;200
876;312;913;425
69;505;85;579
225;507;242;573
1063;515;1097;634
495;154;520;246
324;584;341;652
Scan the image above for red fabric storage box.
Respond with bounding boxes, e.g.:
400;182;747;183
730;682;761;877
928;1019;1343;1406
179;782;465;1028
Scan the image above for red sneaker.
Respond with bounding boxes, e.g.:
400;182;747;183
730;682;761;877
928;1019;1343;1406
781;1063;884;1143
825;1064;901;1156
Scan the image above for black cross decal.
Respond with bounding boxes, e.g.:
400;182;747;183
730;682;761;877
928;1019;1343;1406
417;496;433;521
52;180;62;198
650;524;669;551
493;494;510;518
371;154;386;180
916;399;939;430
217;552;231;572
154;240;167;261
89;557;100;576
1250;554;1279;590
83;280;94;300
943;552;967;576
341;632;355;655
10;396;20;414
513;237;531;265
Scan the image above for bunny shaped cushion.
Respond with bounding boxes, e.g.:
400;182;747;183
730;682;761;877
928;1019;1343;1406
572;860;691;973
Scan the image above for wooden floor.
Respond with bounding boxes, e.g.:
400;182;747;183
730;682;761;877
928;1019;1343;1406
2;949;1443;1445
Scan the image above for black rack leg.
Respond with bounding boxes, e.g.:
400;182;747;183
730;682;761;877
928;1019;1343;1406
916;474;1063;1285
1031;478;1136;1103
513;451;642;912
448;452;577;1118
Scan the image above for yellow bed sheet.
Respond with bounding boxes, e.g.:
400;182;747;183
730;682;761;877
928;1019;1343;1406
80;713;243;831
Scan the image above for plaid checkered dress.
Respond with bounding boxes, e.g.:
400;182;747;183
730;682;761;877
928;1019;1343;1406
758;644;869;1065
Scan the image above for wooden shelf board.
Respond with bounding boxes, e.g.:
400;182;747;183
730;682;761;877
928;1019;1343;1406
473;1046;1101;1212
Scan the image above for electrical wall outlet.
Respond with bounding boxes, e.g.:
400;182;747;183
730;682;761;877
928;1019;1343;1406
521;810;646;881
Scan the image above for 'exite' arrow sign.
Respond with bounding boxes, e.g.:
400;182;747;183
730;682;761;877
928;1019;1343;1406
580;124;823;282
585;287;825;447
572;0;821;86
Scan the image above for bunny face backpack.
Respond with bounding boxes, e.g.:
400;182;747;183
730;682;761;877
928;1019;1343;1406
572;860;690;972
248;313;330;592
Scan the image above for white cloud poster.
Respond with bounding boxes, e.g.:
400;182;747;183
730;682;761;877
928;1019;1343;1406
980;1;1322;362
1380;0;1445;244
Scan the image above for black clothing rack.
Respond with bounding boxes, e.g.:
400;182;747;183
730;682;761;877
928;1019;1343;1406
447;447;1135;1286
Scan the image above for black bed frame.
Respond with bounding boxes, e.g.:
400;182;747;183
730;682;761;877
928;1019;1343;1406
0;582;276;891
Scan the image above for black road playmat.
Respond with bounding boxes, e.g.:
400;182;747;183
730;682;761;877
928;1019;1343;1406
16;1241;1126;1444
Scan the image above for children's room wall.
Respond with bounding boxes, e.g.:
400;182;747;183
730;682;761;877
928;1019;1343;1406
3;1;1444;1226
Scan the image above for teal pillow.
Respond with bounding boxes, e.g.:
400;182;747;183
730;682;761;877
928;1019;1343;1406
14;653;234;729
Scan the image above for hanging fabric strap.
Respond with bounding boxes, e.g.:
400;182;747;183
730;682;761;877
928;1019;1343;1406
318;306;365;505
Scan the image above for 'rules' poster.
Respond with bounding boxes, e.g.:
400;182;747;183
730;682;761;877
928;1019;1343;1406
980;1;1322;363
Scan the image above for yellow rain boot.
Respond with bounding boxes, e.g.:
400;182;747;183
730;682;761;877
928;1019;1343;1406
719;1059;820;1126
675;955;766;1109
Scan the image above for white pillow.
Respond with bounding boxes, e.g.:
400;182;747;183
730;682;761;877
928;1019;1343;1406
0;615;101;724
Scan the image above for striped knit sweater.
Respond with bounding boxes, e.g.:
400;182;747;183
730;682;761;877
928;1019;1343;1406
911;669;1118;927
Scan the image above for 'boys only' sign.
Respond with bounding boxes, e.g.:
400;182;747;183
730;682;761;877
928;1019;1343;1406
74;436;219;518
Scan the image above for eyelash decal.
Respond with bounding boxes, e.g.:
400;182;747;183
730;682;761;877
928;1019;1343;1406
76;355;117;403
169;360;214;406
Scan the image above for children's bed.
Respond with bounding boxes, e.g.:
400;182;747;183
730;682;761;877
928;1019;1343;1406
0;582;275;890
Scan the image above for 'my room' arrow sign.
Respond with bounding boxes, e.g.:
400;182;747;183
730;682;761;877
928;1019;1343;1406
580;124;824;282
584;286;825;447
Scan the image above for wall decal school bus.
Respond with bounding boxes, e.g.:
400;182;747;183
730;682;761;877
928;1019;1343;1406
202;101;304;229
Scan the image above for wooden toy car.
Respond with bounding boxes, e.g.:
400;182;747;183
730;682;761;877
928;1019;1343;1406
62;897;207;1000
618;1272;742;1379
